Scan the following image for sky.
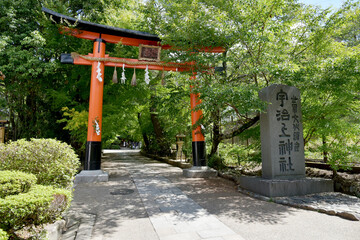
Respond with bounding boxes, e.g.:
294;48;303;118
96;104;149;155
298;0;347;10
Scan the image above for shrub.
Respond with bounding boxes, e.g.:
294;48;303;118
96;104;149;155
0;139;80;188
218;143;261;167
0;171;37;198
208;154;226;170
0;185;71;233
0;229;8;240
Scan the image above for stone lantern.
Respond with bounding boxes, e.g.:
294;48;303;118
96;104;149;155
175;134;186;161
0;120;9;143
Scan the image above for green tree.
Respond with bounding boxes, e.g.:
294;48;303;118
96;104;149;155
2;0;360;173
144;0;360;171
0;0;156;153
52;0;193;156
0;0;91;141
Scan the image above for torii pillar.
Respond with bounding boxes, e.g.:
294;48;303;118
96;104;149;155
183;74;217;178
75;38;109;183
190;75;206;166
85;38;106;170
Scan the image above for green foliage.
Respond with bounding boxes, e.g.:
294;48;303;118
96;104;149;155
0;139;80;188
299;47;360;170
0;171;37;198
145;0;360;171
154;73;191;133
0;0;145;143
0;185;71;233
150;72;193;155
326;143;360;171
58;107;89;151
0;229;8;240
335;2;360;47
207;154;226;170
1;0;360;173
218;143;261;167
0;0;66;139
101;72;151;148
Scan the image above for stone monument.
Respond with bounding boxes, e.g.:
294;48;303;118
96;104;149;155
260;84;305;179
238;84;333;197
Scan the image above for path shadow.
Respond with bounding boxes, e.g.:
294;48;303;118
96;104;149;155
106;151;295;225
67;151;299;238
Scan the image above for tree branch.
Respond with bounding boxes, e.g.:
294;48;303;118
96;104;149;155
219;114;260;140
224;103;241;119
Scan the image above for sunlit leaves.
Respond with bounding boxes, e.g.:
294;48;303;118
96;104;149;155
144;0;360;169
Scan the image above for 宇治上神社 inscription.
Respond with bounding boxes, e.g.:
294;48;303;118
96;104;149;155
259;84;305;179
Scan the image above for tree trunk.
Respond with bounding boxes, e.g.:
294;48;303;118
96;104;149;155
220;114;260;140
9;107;16;141
25;90;37;138
150;107;170;156
137;113;150;151
149;86;170;155
322;136;328;163
210;109;221;157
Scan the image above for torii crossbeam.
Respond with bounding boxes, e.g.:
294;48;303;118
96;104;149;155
43;7;225;173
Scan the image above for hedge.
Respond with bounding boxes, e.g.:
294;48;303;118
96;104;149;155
0;138;80;188
0;171;37;198
0;185;71;232
0;229;8;240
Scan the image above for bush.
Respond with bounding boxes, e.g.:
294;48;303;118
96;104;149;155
218;143;261;167
0;139;80;188
0;229;8;240
0;185;71;233
0;171;37;198
208;154;226;170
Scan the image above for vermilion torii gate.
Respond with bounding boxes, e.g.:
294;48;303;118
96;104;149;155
43;8;225;173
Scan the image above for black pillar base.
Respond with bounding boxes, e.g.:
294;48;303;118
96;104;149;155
192;141;206;166
85;141;102;170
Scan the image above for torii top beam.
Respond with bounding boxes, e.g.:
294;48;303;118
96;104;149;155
42;7;225;53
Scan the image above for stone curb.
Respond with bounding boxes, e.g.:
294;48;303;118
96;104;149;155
237;185;359;222
44;220;66;240
218;171;360;222
272;197;359;222
237;185;359;221
61;212;97;240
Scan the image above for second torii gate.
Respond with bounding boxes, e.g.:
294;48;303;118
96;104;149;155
43;8;225;176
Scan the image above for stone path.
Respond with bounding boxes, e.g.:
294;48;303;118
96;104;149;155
155;155;360;221
133;175;244;240
61;150;360;240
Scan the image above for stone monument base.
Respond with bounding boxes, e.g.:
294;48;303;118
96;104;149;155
183;166;218;178
238;176;333;197
74;170;109;184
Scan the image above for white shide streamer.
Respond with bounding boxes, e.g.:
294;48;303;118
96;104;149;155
145;65;150;84
96;62;103;82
